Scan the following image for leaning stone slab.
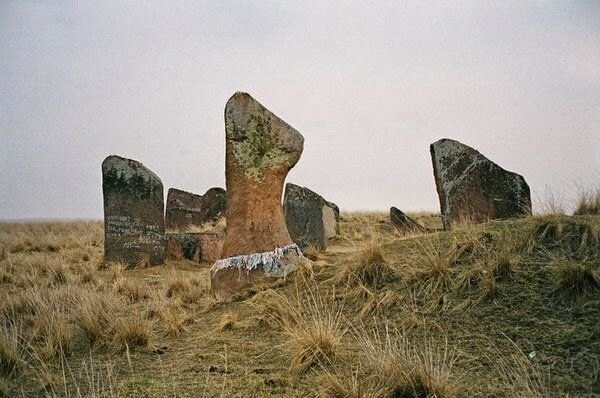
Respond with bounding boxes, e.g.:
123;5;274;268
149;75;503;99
211;92;306;301
430;138;532;230
283;183;339;251
165;187;226;231
102;155;165;266
390;207;427;234
166;232;224;263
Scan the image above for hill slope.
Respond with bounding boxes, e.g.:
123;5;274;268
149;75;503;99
0;213;598;397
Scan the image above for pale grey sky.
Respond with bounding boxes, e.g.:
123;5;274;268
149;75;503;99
1;1;599;219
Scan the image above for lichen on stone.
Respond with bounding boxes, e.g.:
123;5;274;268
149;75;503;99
225;94;303;182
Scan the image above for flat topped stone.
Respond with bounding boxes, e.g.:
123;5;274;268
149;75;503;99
102;155;165;266
211;92;306;301
284;183;339;251
430;138;531;230
165;187;226;231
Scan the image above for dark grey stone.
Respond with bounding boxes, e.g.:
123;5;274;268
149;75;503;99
430;138;532;230
102;155;165;266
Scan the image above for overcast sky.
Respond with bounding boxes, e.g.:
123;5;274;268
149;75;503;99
1;1;599;220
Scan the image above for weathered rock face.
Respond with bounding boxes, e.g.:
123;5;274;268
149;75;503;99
211;92;305;301
102;155;165;266
430;139;532;230
165;187;226;231
390;207;427;234
283;183;339;251
166;232;224;263
200;187;227;223
325;201;340;238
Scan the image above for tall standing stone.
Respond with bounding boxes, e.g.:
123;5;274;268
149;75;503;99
210;92;306;301
283;183;339;251
430;139;532;230
165;187;226;231
102;155;165;266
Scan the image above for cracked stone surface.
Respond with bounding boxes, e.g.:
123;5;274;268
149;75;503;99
430;138;531;230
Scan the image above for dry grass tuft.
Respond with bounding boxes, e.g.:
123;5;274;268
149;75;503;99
114;277;148;302
281;285;347;373
573;188;600;215
74;291;120;348
336;240;396;288
526;217;599;258
358;328;462;398
166;275;191;298
216;312;238;332
304;244;325;261
113;318;152;350
552;259;599;299
319;368;378;398
0;322;22;376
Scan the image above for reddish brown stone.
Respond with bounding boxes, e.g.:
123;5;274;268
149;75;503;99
166;232;224;263
165;187;226;231
211;92;305;301
430;139;532;230
198;233;225;263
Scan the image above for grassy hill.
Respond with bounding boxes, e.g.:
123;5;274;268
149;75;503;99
0;212;598;397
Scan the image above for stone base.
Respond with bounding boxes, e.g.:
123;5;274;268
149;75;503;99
166;232;224;264
210;244;305;302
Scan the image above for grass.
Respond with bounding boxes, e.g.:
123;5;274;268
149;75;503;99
0;212;598;396
574;188;600;216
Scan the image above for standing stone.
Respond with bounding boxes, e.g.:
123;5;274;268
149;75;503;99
390;207;427;234
210;92;306;301
430;138;532;230
283;183;339;251
102;155;165;266
165;187;226;231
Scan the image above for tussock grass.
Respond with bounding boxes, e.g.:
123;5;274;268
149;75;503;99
265;283;347;373
574;188;600;216
358;327;462;398
525;216;599;258
552;259;599;299
114;277;148;302
74;291;120;348
216;312;237;332
0;321;22;376
336;238;396;288
113;318;152;350
165;275;191;298
304;244;325;261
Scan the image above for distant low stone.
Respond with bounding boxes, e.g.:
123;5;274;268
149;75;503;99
166;232;224;263
102;155;165;266
283;183;339;251
165;187;226;231
390;207;427;234
211;92;306;301
430;138;532;230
